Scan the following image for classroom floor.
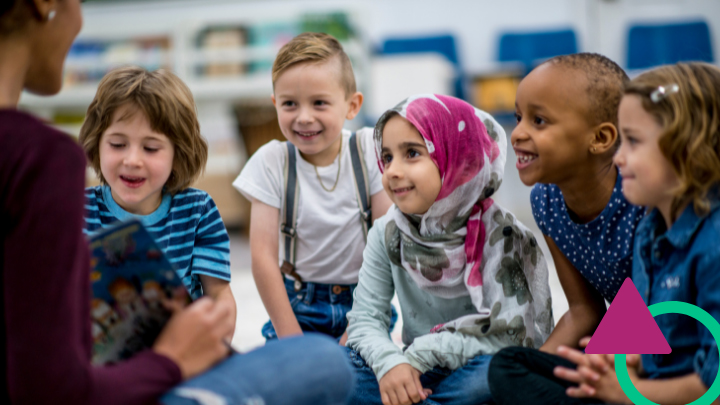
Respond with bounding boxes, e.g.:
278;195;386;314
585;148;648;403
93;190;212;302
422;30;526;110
226;143;569;352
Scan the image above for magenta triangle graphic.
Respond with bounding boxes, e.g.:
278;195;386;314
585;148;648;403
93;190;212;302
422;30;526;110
585;278;671;354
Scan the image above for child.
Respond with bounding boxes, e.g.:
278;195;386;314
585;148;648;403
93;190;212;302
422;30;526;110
80;67;236;333
233;32;393;342
345;94;554;405
489;62;720;405
512;53;646;353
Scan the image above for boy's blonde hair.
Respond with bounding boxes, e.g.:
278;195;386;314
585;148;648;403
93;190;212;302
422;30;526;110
625;62;720;220
272;32;356;97
79;66;208;195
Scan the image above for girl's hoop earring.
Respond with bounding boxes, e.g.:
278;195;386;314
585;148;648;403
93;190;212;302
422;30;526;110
47;10;56;21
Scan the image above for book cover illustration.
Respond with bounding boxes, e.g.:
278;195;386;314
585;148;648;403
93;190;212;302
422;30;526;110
89;219;189;365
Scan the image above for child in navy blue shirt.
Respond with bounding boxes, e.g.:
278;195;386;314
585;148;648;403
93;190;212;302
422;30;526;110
511;53;645;353
489;62;720;405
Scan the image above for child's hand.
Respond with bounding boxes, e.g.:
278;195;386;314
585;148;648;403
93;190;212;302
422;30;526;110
162;286;191;312
568;354;640;405
554;345;611;393
555;338;613;377
553;342;641;405
555;336;636;381
379;364;430;405
338;331;348;346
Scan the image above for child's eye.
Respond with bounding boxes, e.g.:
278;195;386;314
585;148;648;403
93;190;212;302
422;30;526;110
514;113;521;124
626;136;638;146
109;143;125;149
314;100;328;107
282;101;296;107
144;147;159;153
533;116;546;126
381;153;393;166
407;149;420;158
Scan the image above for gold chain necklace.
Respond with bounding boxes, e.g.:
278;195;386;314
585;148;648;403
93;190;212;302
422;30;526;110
313;140;342;192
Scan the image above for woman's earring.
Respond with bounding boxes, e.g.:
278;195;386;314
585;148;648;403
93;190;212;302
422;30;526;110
591;146;597;153
47;10;56;21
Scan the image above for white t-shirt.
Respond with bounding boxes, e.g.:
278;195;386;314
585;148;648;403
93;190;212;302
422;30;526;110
233;128;383;284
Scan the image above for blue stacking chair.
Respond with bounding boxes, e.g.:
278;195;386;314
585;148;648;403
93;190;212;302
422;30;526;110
626;20;714;70
498;28;578;73
380;34;465;100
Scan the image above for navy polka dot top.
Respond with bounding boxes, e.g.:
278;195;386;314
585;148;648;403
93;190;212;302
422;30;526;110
531;172;645;302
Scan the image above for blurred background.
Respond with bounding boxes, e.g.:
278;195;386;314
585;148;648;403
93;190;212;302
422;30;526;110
19;0;719;351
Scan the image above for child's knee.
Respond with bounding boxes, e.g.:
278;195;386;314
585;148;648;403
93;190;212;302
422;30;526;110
490;346;536;373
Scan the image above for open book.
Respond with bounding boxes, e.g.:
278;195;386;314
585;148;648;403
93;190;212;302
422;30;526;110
88;219;190;365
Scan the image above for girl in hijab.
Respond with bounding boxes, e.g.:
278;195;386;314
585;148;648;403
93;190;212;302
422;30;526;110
345;94;554;405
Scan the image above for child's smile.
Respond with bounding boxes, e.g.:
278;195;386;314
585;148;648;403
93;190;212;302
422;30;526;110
391;186;415;197
514;148;538;170
120;175;146;188
293;129;323;140
380;115;441;215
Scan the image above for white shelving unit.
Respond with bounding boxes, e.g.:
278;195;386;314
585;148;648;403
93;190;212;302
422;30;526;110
18;3;369;228
19;6;370;113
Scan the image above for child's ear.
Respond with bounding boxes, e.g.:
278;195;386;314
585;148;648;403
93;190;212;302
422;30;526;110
271;93;277;108
345;92;364;121
590;122;618;155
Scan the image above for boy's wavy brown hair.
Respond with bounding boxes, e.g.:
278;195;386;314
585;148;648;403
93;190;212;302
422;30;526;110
625;62;720;220
79;66;208;194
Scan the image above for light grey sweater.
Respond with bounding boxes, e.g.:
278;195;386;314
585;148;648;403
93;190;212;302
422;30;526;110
346;216;509;382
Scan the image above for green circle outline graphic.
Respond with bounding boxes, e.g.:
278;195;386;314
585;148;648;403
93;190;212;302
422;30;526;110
615;301;720;405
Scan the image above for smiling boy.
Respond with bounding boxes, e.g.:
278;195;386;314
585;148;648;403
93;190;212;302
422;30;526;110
233;32;393;343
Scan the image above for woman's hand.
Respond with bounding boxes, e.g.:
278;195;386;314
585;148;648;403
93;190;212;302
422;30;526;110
152;297;234;379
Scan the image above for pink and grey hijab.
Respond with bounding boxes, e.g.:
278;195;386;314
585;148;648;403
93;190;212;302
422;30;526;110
375;94;553;348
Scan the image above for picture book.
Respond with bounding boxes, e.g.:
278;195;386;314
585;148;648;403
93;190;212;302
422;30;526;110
88;219;190;365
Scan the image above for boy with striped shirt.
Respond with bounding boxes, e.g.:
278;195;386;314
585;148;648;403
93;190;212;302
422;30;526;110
80;67;235;332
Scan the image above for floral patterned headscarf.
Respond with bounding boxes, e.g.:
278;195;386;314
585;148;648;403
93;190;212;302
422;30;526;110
375;94;553;348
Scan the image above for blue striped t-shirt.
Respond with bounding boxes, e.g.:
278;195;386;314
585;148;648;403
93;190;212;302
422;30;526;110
84;185;231;299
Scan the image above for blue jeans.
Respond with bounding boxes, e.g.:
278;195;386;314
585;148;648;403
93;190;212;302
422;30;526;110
161;334;354;405
345;347;494;405
262;278;397;340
